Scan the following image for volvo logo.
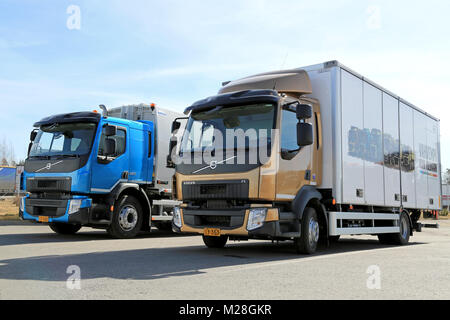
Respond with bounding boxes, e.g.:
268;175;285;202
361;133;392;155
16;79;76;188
192;156;237;174
36;160;63;172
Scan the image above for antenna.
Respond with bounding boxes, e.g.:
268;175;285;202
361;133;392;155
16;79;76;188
273;51;289;92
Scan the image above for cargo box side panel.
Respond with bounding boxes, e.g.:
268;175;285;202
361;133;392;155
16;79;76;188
414;110;429;209
382;93;401;207
363;82;384;206
341;70;365;204
399;103;416;208
426;117;440;209
305;68;334;190
143;108;183;191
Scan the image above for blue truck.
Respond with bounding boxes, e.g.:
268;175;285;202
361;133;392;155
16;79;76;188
19;104;183;238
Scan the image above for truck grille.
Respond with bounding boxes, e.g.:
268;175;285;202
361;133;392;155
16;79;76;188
199;216;231;228
182;180;249;200
27;177;72;193
182;209;246;229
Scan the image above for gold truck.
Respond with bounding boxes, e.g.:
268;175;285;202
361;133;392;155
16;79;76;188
168;61;441;254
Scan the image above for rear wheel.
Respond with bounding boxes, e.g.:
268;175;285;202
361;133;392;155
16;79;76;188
49;223;81;235
389;212;411;245
202;235;228;248
294;207;319;254
378;212;411;245
329;235;340;243
107;195;143;239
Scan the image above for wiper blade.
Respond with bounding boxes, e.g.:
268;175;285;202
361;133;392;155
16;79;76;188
58;154;80;159
30;155;51;160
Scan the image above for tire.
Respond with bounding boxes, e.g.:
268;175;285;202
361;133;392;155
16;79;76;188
329;235;340;243
378;212;411;245
377;234;393;244
49;223;81;235
202;235;228;248
389;212;411;245
107;195;143;239
154;221;173;231
294;207;320;254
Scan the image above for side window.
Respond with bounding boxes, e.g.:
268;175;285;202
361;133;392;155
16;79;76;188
281;108;300;159
98;126;126;159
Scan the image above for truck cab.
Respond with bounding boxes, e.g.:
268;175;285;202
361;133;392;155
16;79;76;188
170;70;325;252
20;105;182;238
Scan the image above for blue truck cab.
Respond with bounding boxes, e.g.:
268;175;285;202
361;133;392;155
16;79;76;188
20;105;183;238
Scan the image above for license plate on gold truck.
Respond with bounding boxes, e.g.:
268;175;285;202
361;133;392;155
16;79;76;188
204;228;221;237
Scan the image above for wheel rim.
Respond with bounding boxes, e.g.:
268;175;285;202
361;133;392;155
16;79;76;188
308;218;320;247
118;205;138;232
400;216;409;239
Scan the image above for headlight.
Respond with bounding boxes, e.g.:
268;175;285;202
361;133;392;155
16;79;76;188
19;197;25;212
246;208;268;231
68;199;82;215
173;206;182;228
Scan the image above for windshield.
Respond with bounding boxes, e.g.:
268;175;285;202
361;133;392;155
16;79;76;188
180;103;276;154
29;122;97;159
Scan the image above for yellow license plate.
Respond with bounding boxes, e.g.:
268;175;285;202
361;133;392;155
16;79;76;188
204;228;221;237
38;216;49;223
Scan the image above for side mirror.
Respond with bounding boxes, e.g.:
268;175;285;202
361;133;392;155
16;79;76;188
27;143;33;156
297;123;313;147
30;130;38;142
171;121;181;134
296;104;313;120
104;125;117;137
167;139;178;168
104;138;117;156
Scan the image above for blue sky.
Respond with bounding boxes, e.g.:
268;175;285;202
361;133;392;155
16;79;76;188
1;0;450;170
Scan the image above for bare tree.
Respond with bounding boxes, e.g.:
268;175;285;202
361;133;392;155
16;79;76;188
444;169;450;184
0;136;17;167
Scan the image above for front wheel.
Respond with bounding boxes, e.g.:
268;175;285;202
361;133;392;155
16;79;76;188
49;223;81;235
202;235;228;248
107;195;143;239
154;221;173;231
294;207;320;254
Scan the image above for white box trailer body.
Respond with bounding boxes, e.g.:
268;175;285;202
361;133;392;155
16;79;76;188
108;104;184;195
302;61;441;211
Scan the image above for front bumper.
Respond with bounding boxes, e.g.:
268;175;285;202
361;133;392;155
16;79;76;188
173;206;284;239
20;196;93;225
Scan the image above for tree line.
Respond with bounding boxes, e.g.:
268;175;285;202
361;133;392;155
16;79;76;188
0;136;19;167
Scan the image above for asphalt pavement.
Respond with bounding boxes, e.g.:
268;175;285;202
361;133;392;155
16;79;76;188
0;219;449;300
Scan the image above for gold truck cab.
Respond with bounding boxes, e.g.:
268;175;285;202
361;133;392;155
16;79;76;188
170;70;324;253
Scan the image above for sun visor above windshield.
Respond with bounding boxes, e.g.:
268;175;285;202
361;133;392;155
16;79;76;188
184;89;280;115
219;69;312;97
34;112;101;127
